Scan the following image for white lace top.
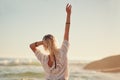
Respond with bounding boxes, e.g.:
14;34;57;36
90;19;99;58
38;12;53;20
34;40;69;80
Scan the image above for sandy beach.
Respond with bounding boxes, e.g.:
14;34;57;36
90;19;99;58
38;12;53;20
84;55;120;73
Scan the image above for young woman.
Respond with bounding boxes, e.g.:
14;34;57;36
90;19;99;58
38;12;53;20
30;4;72;80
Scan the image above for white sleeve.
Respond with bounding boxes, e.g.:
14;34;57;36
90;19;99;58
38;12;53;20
34;49;45;64
60;40;70;55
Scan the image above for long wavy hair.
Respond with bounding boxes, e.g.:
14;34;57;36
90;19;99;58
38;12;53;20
42;34;58;55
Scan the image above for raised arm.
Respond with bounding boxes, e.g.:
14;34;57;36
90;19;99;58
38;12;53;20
64;4;72;41
30;41;43;52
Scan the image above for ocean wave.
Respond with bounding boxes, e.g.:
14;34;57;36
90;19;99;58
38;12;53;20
0;58;87;66
0;58;41;66
0;71;44;78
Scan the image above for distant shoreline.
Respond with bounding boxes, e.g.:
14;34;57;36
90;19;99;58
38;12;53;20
84;55;120;73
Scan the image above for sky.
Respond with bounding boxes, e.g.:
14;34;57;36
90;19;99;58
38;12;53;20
0;0;120;60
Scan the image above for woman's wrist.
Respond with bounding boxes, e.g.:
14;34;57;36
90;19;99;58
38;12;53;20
35;42;39;47
66;22;70;24
67;13;71;16
35;41;43;47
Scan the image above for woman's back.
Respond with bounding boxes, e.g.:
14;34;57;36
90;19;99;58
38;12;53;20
34;40;69;80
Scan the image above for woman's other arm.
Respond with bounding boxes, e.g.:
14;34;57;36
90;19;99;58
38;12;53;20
30;41;43;52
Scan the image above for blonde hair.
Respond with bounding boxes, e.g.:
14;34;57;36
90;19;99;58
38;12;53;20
42;34;58;55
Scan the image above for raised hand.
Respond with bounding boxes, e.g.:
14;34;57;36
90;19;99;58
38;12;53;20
66;3;72;15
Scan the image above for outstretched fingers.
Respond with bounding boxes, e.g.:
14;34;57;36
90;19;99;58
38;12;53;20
66;3;72;8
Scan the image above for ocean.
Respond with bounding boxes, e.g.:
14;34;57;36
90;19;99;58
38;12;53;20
0;58;120;80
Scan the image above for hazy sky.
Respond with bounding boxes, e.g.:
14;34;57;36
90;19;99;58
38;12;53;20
0;0;120;60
